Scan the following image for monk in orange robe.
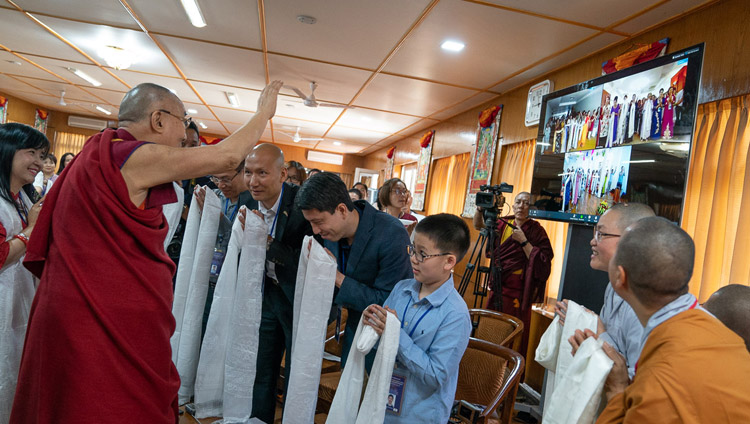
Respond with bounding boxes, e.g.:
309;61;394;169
588;217;750;423
11;81;282;423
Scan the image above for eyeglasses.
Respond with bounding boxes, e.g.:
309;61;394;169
157;109;192;129
593;226;621;242
393;188;408;196
286;176;301;185
407;244;450;263
209;171;240;185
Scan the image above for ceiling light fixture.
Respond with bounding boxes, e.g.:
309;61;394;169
6;60;22;66
226;92;240;107
67;67;102;87
180;0;206;28
198;122;207;129
98;45;136;70
441;40;465;52
187;108;198;114
95;105;112;115
333;141;342;146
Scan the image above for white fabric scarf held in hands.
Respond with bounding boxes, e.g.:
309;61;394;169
283;236;337;424
326;311;400;424
171;188;221;405
194;210;267;422
535;300;613;424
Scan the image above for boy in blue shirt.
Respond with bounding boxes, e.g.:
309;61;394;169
363;213;472;423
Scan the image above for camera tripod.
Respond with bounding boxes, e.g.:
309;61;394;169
458;213;504;311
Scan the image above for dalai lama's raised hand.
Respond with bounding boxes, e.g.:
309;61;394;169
602;342;629;401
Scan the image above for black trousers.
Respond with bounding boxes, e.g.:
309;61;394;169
251;282;294;423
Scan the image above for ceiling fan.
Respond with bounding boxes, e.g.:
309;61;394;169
279;127;324;143
284;81;354;109
58;90;67;106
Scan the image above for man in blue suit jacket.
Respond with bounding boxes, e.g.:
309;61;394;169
297;172;413;366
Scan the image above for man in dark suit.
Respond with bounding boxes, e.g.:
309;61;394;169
296;172;413;367
243;144;311;423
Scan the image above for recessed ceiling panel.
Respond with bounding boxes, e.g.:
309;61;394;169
326;126;390;145
35;15;179;77
189;81;262;111
474;0;655;28
14;0;140;29
275;95;346;125
210;107;254;125
354;74;476;116
613;0;709;34
315;139;370;154
0;8;85;62
81;87;127;106
111;70;200;103
272;117;330;137
26;56;125;91
384;0;596;89
130;0;262;49
0;74;51;96
269;54;372;104
273;135;319;149
159;36;266;89
0;51;63;81
335;108;422;133
264;0;432;68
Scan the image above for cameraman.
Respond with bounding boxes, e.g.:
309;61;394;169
472;191;554;355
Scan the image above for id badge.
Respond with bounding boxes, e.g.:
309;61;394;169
386;370;406;415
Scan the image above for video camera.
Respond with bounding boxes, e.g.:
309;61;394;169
475;182;514;211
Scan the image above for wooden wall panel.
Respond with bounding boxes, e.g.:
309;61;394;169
363;0;750;178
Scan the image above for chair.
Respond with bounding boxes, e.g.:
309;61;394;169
469;309;524;352
454;337;525;424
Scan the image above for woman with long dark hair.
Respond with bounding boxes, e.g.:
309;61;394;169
57;152;75;175
0;123;48;421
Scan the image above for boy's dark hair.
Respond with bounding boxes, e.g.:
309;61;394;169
187;120;200;136
348;188;363;200
353;182;368;191
415;213;471;262
296;171;354;213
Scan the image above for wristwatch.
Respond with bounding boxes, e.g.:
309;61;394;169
519;240;529;248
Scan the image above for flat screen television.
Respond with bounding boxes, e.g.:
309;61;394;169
528;43;704;225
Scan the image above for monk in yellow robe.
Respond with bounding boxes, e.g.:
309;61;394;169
591;217;750;423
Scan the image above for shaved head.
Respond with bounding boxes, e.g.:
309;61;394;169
607;202;656;232
613;216;694;308
118;83;181;123
247;143;285;169
704;284;750;352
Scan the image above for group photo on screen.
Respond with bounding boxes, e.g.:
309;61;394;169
561;146;632;216
540;59;693;155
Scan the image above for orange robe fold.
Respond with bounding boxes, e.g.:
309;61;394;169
596;309;750;424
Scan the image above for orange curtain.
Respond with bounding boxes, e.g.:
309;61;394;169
494;139;568;302
425;153;471;216
682;94;750;301
53;131;88;156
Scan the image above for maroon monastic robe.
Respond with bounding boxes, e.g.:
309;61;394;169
11;129;179;423
486;216;553;354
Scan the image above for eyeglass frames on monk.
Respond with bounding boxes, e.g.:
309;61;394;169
157;109;192;128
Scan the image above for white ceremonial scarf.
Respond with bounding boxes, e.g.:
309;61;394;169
162;181;185;251
535;300;613;424
326;312;400;424
171;188;221;405
283;236;337;424
194;210;267;421
0;192;37;423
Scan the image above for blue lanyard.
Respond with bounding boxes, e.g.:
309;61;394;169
14;195;28;227
401;298;433;338
224;197;239;222
267;184;284;238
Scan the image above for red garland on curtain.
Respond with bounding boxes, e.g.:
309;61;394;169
36;109;48;120
386;146;395;159
478;106;501;128
419;130;434;148
601;38;669;75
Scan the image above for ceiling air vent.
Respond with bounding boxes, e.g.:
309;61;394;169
68;115;109;131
